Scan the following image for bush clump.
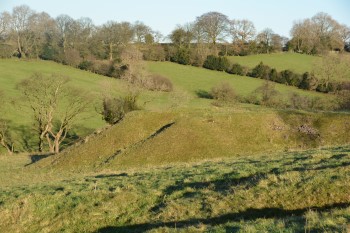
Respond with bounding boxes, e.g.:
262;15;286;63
203;55;230;71
227;63;247;76
249;62;271;79
102;93;139;124
142;74;173;92
210;82;236;103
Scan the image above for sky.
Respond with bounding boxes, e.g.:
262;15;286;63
1;0;350;39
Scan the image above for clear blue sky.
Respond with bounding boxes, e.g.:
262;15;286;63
1;0;349;39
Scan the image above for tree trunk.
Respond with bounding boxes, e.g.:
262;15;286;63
54;133;62;154
45;133;55;153
17;35;25;58
38;134;44;152
109;43;113;61
0;139;13;155
54;139;60;154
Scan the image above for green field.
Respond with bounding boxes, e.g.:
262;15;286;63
1;145;350;232
228;53;320;74
1;56;350;232
1;58;331;153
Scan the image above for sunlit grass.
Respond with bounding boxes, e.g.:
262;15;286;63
0;145;349;232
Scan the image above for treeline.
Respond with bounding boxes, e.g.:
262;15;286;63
0;5;166;78
1;6;349;65
0;6;349;95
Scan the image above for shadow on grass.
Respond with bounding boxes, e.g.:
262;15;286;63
195;89;213;99
150;171;267;213
96;202;350;233
25;153;54;166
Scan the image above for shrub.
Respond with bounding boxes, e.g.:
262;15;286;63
39;44;58;61
63;48;82;67
269;68;279;82
92;60;123;78
254;81;282;107
288;92;311;110
299;72;318;91
337;90;350;110
78;60;94;71
143;45;166;61
203;55;230;71
203;55;217;70
171;48;191;65
102;93;139;124
316;81;337;93
279;70;301;86
227;63;247;76
309;96;338;111
142;74;173;92
249;62;271;79
210;82;236;103
0;44;14;58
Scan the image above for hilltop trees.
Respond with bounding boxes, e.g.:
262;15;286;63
100;21;134;61
1;5;349;62
290;12;348;54
230;19;256;43
195;12;230;45
0;12;10;38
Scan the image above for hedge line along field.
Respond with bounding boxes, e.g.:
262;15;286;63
0;145;349;232
227;53;320;74
146;61;323;98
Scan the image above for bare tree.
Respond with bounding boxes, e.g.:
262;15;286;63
195;12;229;45
17;73;89;153
313;54;349;90
338;24;350;51
28;12;56;58
169;26;193;48
68;17;94;53
46;88;89;153
230;19;256;43
55;14;74;53
257;28;274;53
271;34;283;52
290;12;346;54
0;12;11;38
100;21;134;61
10;5;35;58
133;21;152;44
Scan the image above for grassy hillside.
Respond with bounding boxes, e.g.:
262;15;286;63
33;109;350;172
1;59;331;153
227;53;320;73
1;58;350;232
146;61;322;98
1;145;350;232
0;59;115;151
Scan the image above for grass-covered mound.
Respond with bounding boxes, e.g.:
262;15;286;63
34;108;350;172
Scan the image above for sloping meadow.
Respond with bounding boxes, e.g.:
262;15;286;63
33;109;350;171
